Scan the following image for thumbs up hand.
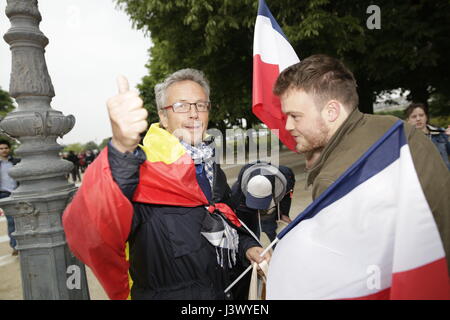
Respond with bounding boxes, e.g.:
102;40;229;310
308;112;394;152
107;75;148;153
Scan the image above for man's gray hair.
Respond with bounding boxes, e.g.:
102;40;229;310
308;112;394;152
155;68;210;111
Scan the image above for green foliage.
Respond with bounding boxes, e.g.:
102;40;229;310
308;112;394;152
98;137;111;150
0;88;17;149
375;110;405;119
0;87;15;118
63;141;99;153
429;115;450;129
375;106;449;128
375;91;450;122
63;143;84;153
428;93;450;118
115;0;450;124
84;141;99;151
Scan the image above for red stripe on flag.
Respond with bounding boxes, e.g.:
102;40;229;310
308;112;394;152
63;148;133;300
391;258;450;300
344;288;391;300
252;54;297;151
344;258;450;300
133;153;209;206
208;203;242;228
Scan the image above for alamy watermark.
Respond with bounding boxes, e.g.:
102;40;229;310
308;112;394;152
66;265;81;290
66;5;81;30
366;264;381;290
366;5;381;30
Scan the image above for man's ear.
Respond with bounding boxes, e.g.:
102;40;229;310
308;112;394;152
158;110;168;129
323;100;340;123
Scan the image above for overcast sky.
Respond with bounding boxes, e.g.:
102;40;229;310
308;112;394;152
0;0;150;145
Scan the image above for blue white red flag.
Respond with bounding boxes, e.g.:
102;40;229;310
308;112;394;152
267;121;450;299
253;0;299;151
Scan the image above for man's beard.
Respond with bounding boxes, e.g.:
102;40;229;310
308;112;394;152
295;117;329;154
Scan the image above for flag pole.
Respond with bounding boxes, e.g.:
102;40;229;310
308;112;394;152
224;238;279;294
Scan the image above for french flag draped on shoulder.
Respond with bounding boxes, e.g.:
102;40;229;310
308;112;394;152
253;0;299;151
267;121;450;299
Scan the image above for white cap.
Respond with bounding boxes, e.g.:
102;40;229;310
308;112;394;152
246;175;273;210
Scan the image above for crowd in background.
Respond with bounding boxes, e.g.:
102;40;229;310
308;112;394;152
61;149;99;182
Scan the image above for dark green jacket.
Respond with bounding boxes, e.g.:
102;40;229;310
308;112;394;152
307;108;450;273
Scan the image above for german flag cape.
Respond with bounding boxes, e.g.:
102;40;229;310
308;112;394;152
63;124;217;300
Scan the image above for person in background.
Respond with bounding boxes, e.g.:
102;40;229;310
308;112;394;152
405;102;450;170
0;139;20;256
85;150;96;167
229;162;295;299
231;162;295;243
66;150;81;182
78;151;87;173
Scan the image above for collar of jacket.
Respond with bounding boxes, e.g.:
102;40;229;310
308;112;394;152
3;156;20;165
426;124;445;135
306;108;364;187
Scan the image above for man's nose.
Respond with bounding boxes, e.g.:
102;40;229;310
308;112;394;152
188;104;199;118
285;115;294;132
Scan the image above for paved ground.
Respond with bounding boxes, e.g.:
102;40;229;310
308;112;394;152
0;149;313;300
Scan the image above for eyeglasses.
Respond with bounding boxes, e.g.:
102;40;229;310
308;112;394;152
163;101;211;113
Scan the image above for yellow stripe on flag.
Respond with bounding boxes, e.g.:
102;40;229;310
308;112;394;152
125;242;133;300
140;123;186;164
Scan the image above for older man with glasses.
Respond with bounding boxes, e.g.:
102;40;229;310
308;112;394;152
63;68;270;300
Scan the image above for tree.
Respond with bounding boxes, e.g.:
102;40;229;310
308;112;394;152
0;87;15;118
63;143;84;153
115;0;450;127
84;141;99;151
98;137;111;150
429;93;450;118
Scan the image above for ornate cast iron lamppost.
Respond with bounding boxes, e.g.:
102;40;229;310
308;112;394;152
0;0;89;299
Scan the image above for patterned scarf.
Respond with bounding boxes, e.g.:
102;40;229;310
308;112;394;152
201;206;239;268
180;140;215;189
180;139;239;269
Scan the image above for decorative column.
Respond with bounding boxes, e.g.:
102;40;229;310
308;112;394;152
0;0;90;299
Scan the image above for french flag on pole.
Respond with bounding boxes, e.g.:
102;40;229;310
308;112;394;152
267;121;450;299
253;0;299;151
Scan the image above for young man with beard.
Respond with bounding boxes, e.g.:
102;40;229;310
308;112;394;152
63;69;270;300
274;54;450;275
